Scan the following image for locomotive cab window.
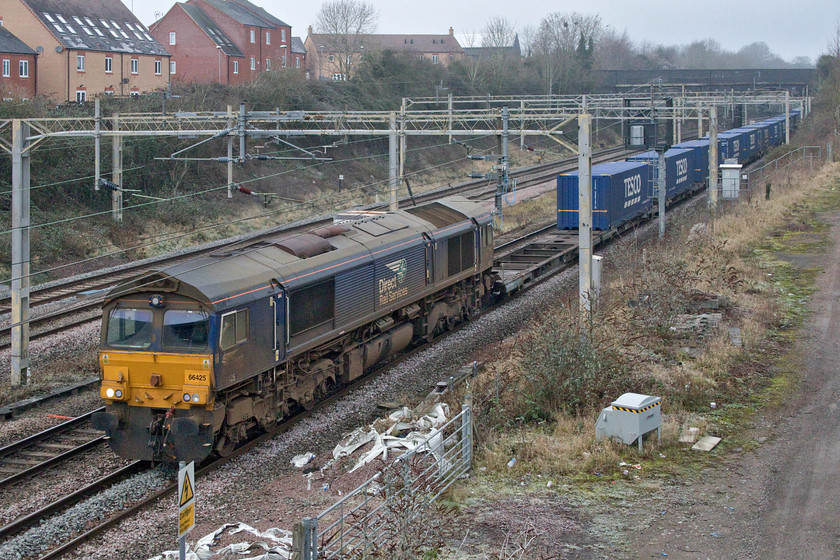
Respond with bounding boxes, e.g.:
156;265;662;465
220;309;249;350
106;308;153;349
163;309;209;351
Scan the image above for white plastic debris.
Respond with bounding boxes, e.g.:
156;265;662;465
332;402;454;472
148;522;293;560
333;427;379;460
290;452;314;468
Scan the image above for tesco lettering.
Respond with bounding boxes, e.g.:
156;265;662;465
623;174;642;198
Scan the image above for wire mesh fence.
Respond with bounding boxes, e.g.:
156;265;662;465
740;146;823;199
293;396;472;560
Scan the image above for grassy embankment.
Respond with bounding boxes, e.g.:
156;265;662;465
458;154;840;488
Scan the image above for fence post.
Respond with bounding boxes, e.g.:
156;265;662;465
461;394;473;470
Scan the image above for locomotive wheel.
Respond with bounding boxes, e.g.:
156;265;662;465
215;425;238;457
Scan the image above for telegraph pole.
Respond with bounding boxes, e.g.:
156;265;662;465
495;106;510;216
11;120;31;386
111;113;123;221
657;149;666;238
578;113;593;317
389;112;398;211
784;90;790;144
94;98;101;191
227;105;234;198
709;107;719;230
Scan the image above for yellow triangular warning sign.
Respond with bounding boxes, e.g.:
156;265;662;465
179;471;194;507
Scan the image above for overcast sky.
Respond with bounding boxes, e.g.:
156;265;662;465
123;0;838;63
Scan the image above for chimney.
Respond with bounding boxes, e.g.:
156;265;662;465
308;25;313;36
449;27;454;36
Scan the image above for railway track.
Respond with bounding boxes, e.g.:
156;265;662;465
0;189;671;558
0;219;587;559
0;408;106;488
0;145;635;352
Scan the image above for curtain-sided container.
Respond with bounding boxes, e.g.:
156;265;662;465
557;161;651;230
672;139;710;183
626;147;696;199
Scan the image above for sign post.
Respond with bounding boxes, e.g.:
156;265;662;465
178;461;195;559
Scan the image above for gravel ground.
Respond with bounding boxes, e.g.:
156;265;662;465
61;215;663;560
0;448;132;526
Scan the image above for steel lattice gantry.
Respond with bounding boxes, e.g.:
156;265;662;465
2;91;809;385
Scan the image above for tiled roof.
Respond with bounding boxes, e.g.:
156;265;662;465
229;0;288;28
180;3;243;57
0;26;36;55
21;0;168;55
308;34;464;54
290;36;305;54
199;0;275;28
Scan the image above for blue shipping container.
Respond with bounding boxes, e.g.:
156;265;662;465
557;161;651;231
672;139;710;182
626;148;696;199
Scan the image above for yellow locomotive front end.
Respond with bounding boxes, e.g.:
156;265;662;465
92;295;221;462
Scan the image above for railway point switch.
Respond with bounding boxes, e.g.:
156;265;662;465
595;393;662;452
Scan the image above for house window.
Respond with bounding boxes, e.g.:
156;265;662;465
2;59;9;77
76;90;86;103
131;58;138;74
332;72;344;81
281;29;286;42
170;60;176;74
105;56;112;73
432;55;439;64
281;55;286;67
169;31;176;45
250;57;255;70
18;60;28;78
265;31;270;44
250;29;255;43
155;60;161;75
295;56;300;68
328;54;334;62
345;55;351;64
265;58;270;70
130;90;140;97
77;54;85;71
233;60;238;74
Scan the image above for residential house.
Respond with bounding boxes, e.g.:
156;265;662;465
1;0;170;102
305;27;464;81
456;33;521;59
0;25;36;98
150;0;303;85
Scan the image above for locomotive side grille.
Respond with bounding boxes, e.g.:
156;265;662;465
335;264;375;326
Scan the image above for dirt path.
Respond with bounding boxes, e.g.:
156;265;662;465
627;209;840;559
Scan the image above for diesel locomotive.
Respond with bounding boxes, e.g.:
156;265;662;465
92;197;499;463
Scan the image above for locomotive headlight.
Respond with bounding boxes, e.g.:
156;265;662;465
114;389;123;398
183;393;191;402
106;388;115;398
192;393;200;403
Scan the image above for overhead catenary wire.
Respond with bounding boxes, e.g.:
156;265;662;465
0;138;495;285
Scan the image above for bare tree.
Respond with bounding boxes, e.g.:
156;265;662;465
482;16;517;91
314;0;379;79
530;12;602;95
457;31;486;90
828;18;840;59
594;28;638;70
